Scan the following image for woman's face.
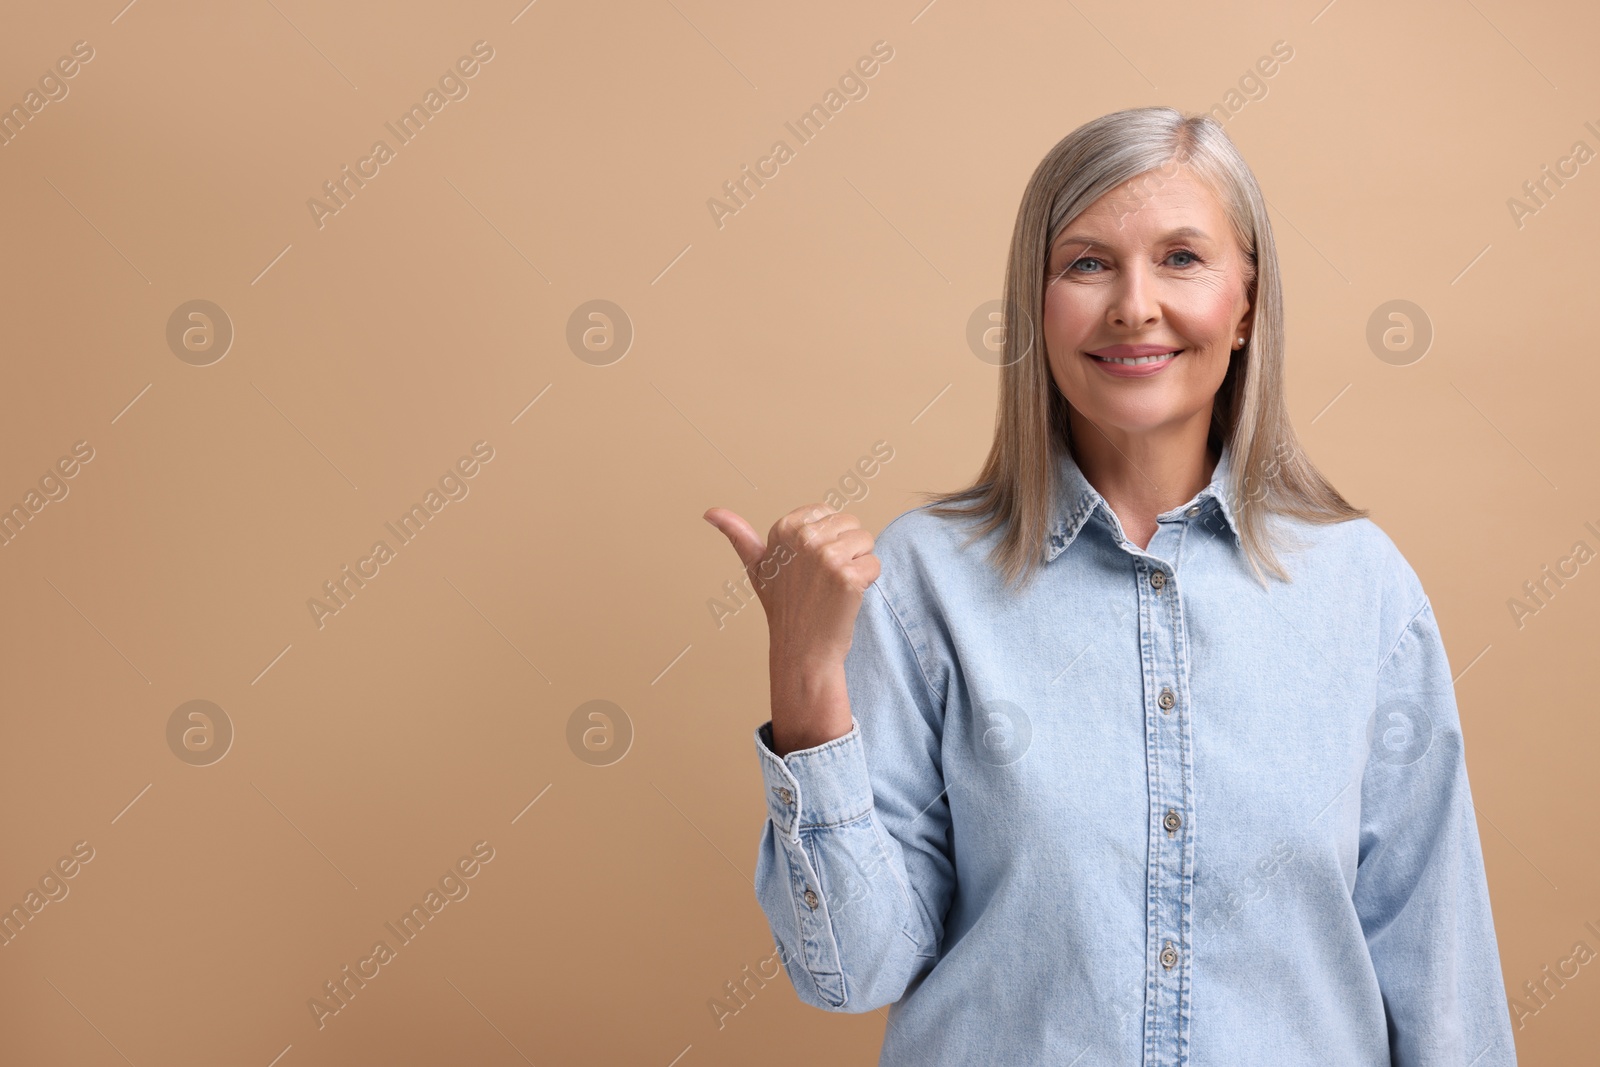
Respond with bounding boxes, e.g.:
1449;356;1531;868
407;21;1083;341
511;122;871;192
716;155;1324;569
1042;166;1254;444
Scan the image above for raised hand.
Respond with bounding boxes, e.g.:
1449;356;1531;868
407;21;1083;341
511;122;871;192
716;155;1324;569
704;503;880;755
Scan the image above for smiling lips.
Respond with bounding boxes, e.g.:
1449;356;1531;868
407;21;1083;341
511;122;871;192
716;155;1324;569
1082;343;1184;379
1086;343;1184;365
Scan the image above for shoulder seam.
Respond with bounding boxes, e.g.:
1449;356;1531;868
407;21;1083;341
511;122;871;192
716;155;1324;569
1376;595;1432;676
868;577;946;715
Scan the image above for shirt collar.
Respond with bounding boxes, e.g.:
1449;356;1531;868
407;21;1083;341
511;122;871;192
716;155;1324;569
1045;440;1240;562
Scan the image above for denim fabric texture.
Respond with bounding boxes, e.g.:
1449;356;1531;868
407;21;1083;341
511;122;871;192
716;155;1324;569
751;440;1517;1066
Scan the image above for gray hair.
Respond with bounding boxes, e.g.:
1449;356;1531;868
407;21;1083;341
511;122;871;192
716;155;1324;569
920;105;1366;592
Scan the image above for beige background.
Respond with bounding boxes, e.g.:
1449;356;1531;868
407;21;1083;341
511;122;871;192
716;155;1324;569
0;0;1595;1063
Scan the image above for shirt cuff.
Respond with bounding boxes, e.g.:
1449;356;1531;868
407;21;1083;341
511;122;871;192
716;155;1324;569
753;718;875;840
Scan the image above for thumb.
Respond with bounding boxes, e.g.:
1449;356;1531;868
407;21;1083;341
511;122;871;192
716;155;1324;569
703;507;768;571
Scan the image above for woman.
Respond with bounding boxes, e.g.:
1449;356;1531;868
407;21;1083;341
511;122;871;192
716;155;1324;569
704;106;1516;1065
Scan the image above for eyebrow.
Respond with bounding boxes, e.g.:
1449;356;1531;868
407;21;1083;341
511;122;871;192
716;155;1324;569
1053;225;1212;253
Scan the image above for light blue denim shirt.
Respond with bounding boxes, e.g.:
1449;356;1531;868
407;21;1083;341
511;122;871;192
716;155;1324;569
751;440;1516;1066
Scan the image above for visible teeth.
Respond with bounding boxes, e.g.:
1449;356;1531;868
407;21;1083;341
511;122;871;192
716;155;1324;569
1094;350;1180;365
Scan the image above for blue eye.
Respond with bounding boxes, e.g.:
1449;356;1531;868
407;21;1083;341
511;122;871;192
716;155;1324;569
1061;250;1200;276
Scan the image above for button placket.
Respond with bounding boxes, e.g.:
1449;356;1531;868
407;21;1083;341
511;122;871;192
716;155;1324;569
1135;539;1192;1061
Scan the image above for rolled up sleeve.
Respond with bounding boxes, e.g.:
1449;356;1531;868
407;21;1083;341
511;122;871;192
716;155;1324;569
1354;598;1518;1065
751;577;954;1012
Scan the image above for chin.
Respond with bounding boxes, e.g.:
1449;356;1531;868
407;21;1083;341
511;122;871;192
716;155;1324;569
1077;397;1205;433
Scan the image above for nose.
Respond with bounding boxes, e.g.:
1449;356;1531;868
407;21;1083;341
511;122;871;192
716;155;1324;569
1106;260;1159;331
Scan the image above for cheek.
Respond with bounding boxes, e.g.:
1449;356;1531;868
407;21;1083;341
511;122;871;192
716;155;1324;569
1042;295;1082;387
1194;306;1238;343
1168;284;1245;344
1042;286;1095;351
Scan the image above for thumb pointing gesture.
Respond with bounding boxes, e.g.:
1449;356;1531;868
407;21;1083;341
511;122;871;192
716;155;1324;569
702;507;769;573
702;502;879;666
705;502;879;755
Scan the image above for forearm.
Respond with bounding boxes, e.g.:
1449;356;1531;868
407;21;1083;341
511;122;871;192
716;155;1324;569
767;651;853;757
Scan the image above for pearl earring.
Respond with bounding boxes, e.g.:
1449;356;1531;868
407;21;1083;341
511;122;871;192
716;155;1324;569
1237;337;1246;346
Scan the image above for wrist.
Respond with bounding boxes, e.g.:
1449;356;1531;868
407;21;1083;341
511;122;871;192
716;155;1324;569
768;658;852;757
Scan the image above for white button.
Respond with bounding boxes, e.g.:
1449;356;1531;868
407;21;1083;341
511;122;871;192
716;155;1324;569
1185;506;1200;517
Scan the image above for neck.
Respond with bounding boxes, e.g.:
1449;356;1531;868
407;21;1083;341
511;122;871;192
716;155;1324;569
1067;411;1218;550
